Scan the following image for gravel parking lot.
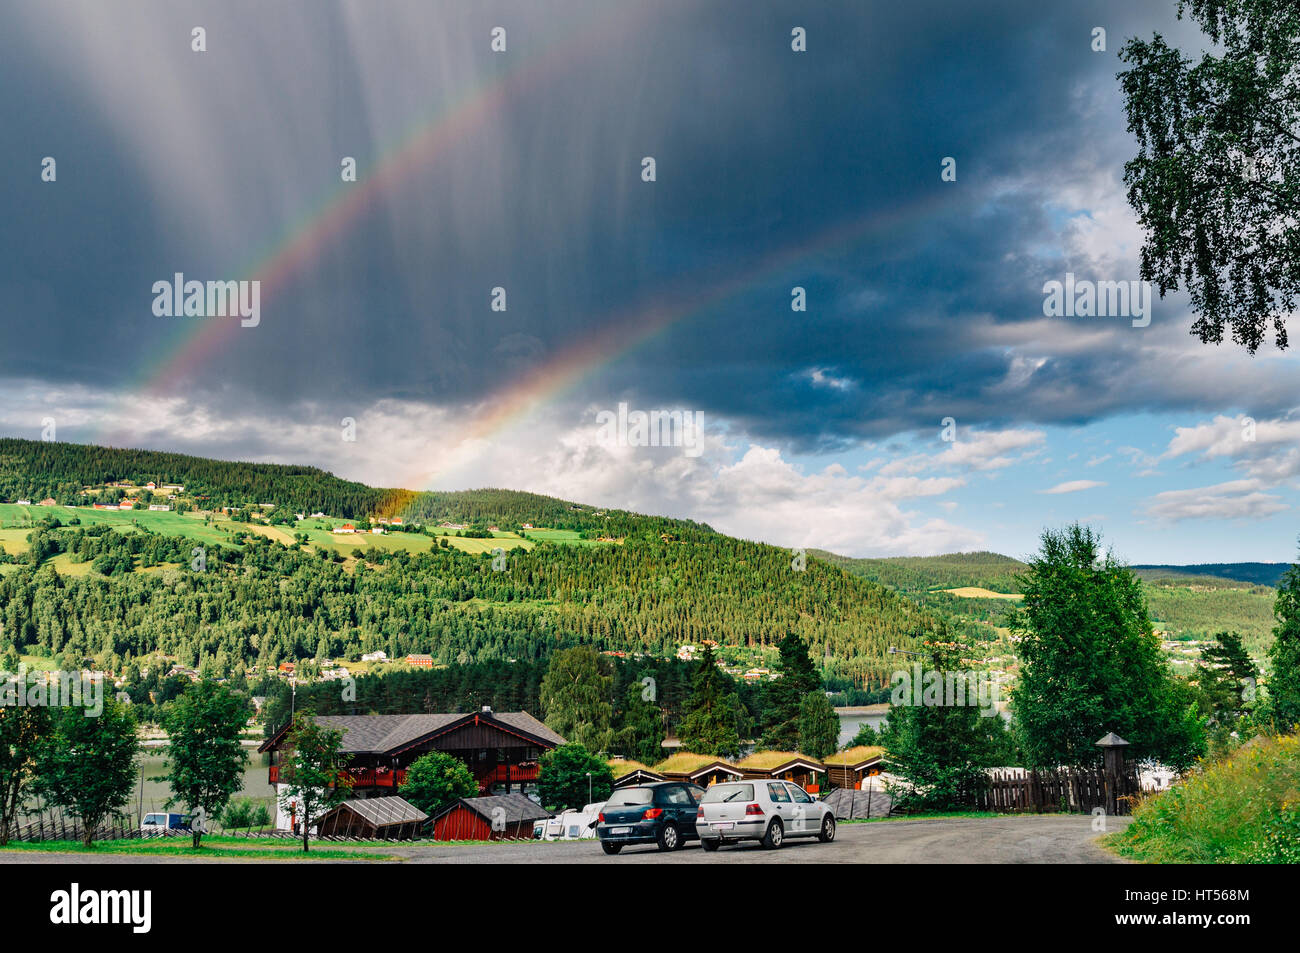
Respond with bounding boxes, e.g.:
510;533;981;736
0;814;1130;864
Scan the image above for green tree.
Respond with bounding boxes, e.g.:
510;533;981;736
399;751;478;816
797;691;840;760
678;645;745;759
1266;560;1300;730
881;641;1001;812
1192;630;1259;728
161;680;250;847
538;743;613;810
850;720;883;748
276;711;352;852
0;671;51;844
1119;0;1300;353
761;633;821;750
1011;525;1205;770
36;696;138;849
540;646;613;753
612;679;665;764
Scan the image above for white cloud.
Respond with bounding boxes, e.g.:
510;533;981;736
1039;479;1106;494
1143;479;1288;522
878;428;1046;476
1160;413;1300;484
805;368;855;391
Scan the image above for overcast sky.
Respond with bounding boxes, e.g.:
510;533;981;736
2;0;1297;562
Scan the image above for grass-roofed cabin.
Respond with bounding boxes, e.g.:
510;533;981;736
315;795;427;839
736;752;827;792
431;793;552;842
652;753;742;788
823;746;885;790
607;758;666;788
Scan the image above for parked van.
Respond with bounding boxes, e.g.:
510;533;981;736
140;812;190;835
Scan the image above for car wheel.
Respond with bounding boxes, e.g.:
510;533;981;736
818;814;836;842
601;841;622;855
657;822;681;851
700;838;721;852
761;818;784;849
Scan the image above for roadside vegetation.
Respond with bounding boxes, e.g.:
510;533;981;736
1109;734;1300;863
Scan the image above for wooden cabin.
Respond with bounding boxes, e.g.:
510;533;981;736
315;796;427;839
823;745;885;790
652;753;743;788
431;793;551;841
607;759;666;788
735;751;827;792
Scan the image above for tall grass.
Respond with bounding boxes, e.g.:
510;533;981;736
1111;734;1300;863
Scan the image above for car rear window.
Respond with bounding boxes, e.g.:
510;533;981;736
701;783;754;803
605;788;654;806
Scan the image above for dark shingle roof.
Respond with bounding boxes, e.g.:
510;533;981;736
275;711;565;754
439;793;551;825
492;711;567;747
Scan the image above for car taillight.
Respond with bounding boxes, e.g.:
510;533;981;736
697;807;705;818
597;812;605;823
643;808;663;820
745;803;764;816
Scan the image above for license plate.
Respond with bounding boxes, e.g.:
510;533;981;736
609;826;631;835
713;822;733;830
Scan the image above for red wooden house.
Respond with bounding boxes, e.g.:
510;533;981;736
260;707;565;831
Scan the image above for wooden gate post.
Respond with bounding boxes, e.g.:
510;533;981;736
1095;732;1130;816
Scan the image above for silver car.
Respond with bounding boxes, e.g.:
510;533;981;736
696;780;836;850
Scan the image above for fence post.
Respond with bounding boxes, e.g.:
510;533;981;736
1095;731;1131;816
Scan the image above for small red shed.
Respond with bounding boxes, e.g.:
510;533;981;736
431;793;551;841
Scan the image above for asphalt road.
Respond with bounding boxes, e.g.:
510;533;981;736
0;815;1130;864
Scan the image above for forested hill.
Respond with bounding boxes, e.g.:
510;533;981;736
812;550;1029;593
0;442;932;687
0;438;411;518
0;438;710;536
396;489;713;536
816;549;1283;660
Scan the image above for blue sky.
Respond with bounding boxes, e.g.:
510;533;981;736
1;0;1297;563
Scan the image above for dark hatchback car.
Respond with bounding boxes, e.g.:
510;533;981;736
596;782;705;854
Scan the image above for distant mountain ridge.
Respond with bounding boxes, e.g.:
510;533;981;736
1130;563;1291;588
815;549;1289;591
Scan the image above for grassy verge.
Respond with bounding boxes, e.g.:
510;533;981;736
0;835;400;860
1106;733;1300;863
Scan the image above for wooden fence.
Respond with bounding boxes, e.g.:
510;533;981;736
973;766;1144;816
10;816;147;842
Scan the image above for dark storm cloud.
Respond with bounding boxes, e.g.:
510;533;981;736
0;0;1270;450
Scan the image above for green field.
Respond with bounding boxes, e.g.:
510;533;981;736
0;503;235;547
523;527;618;546
292;522;537;557
0;504;619;576
0;527;32;553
